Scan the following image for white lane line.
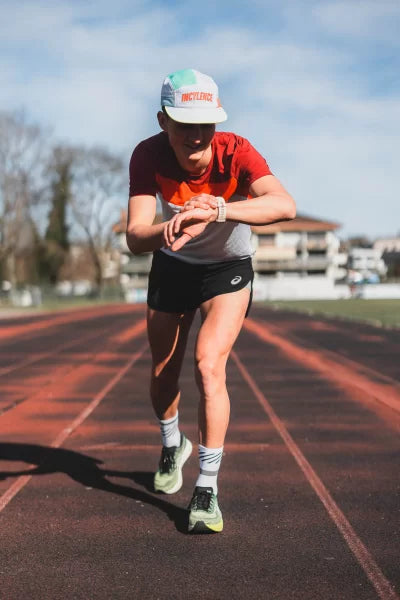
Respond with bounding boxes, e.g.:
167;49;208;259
232;349;399;600
78;442;271;452
0;343;147;513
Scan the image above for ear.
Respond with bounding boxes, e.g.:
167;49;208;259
157;110;168;132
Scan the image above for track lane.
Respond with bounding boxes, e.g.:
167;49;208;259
0;304;141;342
0;321;147;438
1;335;383;600
232;348;399;600
0;305;145;370
254;318;400;389
0;310;147;503
0;345;147;513
0;321;130;378
0;308;146;415
251;306;400;381
244;317;400;418
0;306;399;599
234;324;400;597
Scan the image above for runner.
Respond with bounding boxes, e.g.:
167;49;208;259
126;68;296;533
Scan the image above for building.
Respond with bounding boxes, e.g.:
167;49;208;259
113;211;158;302
347;247;387;282
251;215;348;300
373;237;400;279
252;215;345;279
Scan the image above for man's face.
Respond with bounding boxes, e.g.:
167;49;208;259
158;111;215;173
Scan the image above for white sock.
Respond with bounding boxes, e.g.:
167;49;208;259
195;444;223;494
159;412;181;448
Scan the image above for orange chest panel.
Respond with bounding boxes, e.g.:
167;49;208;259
156;174;238;206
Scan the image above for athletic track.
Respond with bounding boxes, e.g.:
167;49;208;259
0;303;399;600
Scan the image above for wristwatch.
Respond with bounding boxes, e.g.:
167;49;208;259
216;196;226;222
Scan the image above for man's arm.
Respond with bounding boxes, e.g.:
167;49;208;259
178;175;295;225
226;174;296;225
126;195;165;255
164;175;296;250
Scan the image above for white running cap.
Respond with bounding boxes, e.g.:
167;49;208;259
161;68;228;124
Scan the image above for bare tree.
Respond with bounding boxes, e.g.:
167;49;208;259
69;146;125;289
0;110;48;284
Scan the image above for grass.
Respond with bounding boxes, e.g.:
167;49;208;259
40;297;123;311
262;299;400;328
0;296;124;315
0;283;128;314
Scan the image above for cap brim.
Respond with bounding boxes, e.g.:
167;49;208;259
164;106;227;124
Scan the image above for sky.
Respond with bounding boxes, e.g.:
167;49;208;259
1;0;399;239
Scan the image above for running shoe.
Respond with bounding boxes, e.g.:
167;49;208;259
153;433;192;494
188;486;223;533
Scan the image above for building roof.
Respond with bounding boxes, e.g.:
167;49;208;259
113;210;340;235
252;214;340;234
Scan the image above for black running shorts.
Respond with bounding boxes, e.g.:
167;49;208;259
147;250;254;314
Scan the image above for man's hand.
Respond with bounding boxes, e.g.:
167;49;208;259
182;193;218;212
164;205;218;251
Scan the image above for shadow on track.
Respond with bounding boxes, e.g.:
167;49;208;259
0;442;188;533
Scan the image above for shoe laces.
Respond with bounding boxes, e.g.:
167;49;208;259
192;487;214;511
159;446;176;474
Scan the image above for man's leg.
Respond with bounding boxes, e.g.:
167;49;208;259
188;287;250;532
147;307;196;494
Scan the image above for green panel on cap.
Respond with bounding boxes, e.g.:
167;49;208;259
168;69;197;90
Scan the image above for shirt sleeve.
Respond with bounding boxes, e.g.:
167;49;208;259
233;137;272;195
129;141;158;198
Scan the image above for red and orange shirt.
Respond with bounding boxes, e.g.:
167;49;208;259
129;131;272;263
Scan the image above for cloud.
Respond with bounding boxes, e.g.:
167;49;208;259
313;0;400;43
0;0;399;237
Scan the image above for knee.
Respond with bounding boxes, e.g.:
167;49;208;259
195;353;226;388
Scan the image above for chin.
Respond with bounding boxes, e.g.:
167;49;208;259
176;148;207;172
179;152;200;164
187;155;202;163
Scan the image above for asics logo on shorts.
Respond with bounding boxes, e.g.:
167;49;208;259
230;276;242;286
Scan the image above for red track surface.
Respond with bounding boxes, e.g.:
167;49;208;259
0;303;399;600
